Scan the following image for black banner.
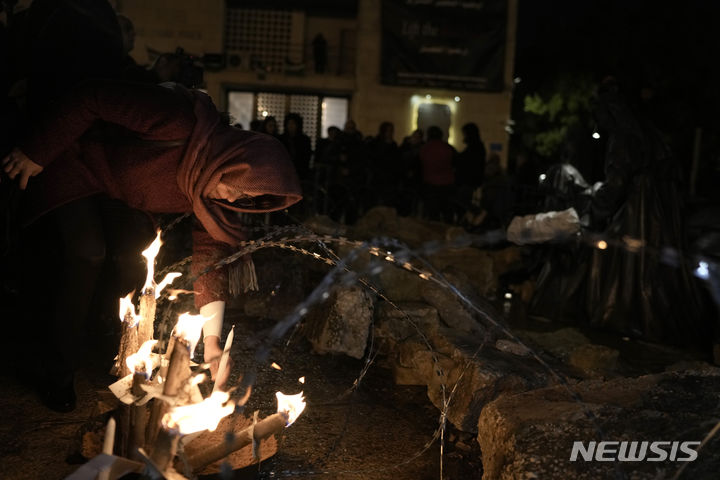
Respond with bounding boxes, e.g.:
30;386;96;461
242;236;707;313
381;0;507;91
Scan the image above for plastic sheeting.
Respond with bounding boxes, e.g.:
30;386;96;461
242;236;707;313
507;208;581;245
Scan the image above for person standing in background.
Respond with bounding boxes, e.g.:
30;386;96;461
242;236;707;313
419;126;456;222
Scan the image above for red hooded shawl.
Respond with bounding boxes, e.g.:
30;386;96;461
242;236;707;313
20;80;302;306
178;89;302;246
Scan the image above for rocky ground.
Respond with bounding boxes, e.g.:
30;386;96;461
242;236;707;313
1;206;718;480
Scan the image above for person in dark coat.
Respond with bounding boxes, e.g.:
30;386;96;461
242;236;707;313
419;126;456;222
2;80;302;411
454;122;487;218
279;112;313;182
366;121;400;207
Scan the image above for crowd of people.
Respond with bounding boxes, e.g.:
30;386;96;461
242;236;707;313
249;112;539;228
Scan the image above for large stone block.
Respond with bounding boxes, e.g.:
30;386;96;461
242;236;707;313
388;326;554;432
477;369;720;480
420;268;503;338
304;286;374;359
375;301;441;347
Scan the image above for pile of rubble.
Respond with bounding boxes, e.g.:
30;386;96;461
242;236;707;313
233;207;720;479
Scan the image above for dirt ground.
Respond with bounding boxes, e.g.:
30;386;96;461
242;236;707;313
0;306;483;480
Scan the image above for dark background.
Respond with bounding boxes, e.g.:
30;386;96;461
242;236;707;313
511;0;720;197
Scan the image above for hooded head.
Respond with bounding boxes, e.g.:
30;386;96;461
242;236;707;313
178;91;302;245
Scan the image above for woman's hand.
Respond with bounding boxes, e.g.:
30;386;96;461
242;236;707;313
2;148;44;190
204;335;232;391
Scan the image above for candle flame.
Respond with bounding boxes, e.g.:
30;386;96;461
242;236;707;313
174;312;212;357
597;240;608;250
141;230;162;291
298;376;305;384
119;293;141;327
167;288;196;301
271;362;282;370
155;272;182;299
126;339;158;375
162;391;235;435
276;391;306;426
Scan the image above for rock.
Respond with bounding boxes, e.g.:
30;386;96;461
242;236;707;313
426;248;496;297
391;340;455;386
516;327;591;359
477;370;720;480
516;328;622;376
664;360;720;374
303;214;348;236
304;286;374;359
352;206;449;248
235;249;310;320
389;327;554;432
487;246;523;277
375;301;440;348
427;331;554;432
495;339;531;357
568;344;619;374
445;225;470;243
420;268;503;337
374;263;428;302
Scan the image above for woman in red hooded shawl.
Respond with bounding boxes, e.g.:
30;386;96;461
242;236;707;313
2;80;302;411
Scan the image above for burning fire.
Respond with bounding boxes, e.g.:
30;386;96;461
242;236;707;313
141;230;162;292
126;339;158;375
276;391;306;426
174;312;212;356
119;293;141;327
155;272;182;299
166;288;196;301
163;391;235;435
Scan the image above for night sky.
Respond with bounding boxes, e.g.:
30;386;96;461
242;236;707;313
515;0;720;128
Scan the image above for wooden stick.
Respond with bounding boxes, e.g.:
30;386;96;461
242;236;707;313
187;412;288;473
146;337;190;448
149;427;180;473
113;317;139;377
129;372;149;460
138;290;156;347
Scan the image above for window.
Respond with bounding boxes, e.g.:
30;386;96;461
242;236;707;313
226;90;350;152
321;97;349;138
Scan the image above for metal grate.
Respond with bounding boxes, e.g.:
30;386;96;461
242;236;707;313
225;8;292;73
256;92;287;132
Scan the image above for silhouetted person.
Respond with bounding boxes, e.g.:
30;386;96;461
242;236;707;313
398;128;424;215
419;126;455;222
479;153;514;229
279;113;313;182
343;119;363;142
262;116;279;137
25;0;126;113
312;33;327;74
454;122;486;216
366;121;400;207
117;14;161;84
